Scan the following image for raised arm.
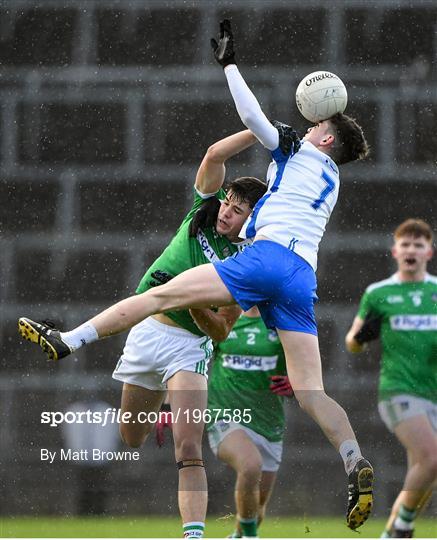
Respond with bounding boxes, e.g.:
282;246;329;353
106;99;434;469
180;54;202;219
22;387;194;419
211;19;279;151
195;129;257;195
223;66;279;151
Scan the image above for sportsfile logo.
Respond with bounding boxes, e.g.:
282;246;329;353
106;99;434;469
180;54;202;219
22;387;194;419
222;354;278;371
390;315;437;331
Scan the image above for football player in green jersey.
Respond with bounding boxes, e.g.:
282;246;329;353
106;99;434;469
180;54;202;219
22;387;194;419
195;305;292;538
346;219;436;539
113;131;266;539
21;129;266;540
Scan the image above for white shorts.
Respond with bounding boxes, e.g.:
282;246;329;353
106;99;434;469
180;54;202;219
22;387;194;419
378;394;437;433
112;317;213;391
207;420;283;472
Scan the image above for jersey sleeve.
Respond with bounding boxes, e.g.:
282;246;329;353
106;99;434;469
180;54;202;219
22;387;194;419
223;65;279;151
194;186;220;200
179;187;225;227
357;288;378;319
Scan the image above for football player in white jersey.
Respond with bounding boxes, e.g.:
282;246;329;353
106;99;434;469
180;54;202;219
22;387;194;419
18;19;374;531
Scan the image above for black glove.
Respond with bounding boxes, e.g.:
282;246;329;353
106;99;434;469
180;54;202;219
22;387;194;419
149;270;174;288
354;313;383;345
271;120;301;156
210;19;236;68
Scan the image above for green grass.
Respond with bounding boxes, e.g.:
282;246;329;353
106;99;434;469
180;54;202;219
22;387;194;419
0;516;435;538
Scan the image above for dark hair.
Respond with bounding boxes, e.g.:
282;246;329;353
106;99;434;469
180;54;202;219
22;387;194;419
189;176;266;237
226;176;267;209
327;113;370;165
394;218;433;243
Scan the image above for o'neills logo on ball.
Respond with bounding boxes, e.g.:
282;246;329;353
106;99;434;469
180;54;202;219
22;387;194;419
305;73;337;86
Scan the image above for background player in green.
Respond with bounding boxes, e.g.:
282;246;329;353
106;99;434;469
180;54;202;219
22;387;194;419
345;219;437;538
192;306;292;538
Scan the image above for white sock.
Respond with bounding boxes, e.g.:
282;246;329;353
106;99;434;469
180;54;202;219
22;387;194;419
393;504;416;530
393;517;414;531
339;439;363;475
183;521;204;538
60;323;99;351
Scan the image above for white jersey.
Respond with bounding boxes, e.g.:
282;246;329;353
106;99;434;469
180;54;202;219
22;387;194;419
239;140;340;271
223;64;340;271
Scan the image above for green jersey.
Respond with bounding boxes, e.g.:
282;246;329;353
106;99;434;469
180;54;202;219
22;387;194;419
357;273;437;402
136;189;246;336
207;315;287;442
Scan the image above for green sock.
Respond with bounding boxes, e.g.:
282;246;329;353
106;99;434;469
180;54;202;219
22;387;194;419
239;517;257;537
394;504;416;530
183;521;204;538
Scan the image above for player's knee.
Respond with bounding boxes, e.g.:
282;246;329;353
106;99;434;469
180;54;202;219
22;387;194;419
174;437;202;461
294;389;322;415
411;444;437;478
422;450;437;478
239;455;263;479
119;424;150;448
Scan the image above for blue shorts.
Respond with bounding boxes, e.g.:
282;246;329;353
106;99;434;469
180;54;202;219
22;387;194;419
214;240;318;335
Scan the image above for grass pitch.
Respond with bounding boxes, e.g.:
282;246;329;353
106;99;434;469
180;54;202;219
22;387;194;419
0;516;436;538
